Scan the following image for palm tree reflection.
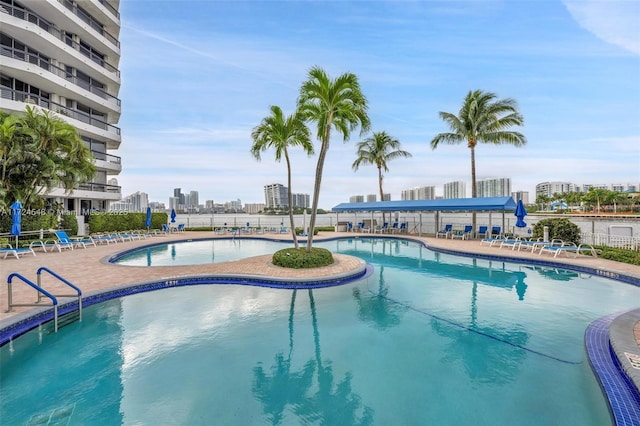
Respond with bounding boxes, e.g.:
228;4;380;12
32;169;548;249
352;265;407;330
252;290;373;425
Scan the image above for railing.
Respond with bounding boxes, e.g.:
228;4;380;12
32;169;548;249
1;2;120;76
581;233;639;251
59;0;120;48
0;88;121;135
7;273;59;332
0;45;121;106
76;182;121;193
92;151;121;164
37;267;82;322
97;0;119;20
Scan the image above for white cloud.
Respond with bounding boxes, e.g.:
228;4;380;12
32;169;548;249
563;0;640;55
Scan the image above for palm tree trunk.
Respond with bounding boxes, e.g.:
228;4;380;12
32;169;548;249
378;166;385;223
285;150;299;249
470;144;477;232
306;124;331;252
288;289;297;361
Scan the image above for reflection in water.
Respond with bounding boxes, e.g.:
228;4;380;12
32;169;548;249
252;290;374;425
352;265;407;330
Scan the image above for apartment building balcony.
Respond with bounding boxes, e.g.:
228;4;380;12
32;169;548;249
47;181;121;201
93;151;122;173
0;2;120;81
1;46;121;118
1;89;121;145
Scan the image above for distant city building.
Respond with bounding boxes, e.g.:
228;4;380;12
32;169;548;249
536;181;640;199
188;191;199;209
382;193;391;201
401;186;435;200
477;178;511;197
226;199;243;212
116;191;149;212
264;183;288;208
511;191;530;205
149;201;165;211
292;193;310;208
244;203;266;214
535;182;576;198
168;197;179;211
444;181;466;199
350;195;364;203
366;194;377;202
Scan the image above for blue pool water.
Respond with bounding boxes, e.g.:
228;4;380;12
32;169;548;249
2;237;639;425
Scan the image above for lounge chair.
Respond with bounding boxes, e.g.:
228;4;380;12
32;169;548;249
389;222;399;233
55;230;97;249
375;222;389;233
499;236;522;250
176;224;185;233
451;225;473;240
476;226;488;239
1;244;36;259
398;222;407;233
161;224;171;234
490;226;502;238
436;224;453;238
539;242;599;258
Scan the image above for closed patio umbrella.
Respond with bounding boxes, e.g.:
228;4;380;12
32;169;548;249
170;209;176;223
10;200;22;247
515;199;527;228
145;207;152;230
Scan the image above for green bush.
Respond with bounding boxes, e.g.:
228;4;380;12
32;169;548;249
89;212;168;232
59;213;78;235
595;246;640;266
531;218;581;245
272;247;334;269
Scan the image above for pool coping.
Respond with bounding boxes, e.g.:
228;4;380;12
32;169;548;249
1;233;638;424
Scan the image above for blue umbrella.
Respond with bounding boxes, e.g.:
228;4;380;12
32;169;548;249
515;199;527;228
145;207;152;229
170;209;176;223
10;200;22;246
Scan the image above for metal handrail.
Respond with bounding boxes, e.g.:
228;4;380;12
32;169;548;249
0;45;121;106
37;267;82;321
7;273;59;332
59;0;120;48
1;2;120;76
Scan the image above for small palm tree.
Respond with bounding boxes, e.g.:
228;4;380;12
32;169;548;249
352;131;412;223
251;105;313;249
431;90;526;230
297;66;370;252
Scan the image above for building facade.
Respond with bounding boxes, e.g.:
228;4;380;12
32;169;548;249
443;181;465;199
349;195;364;203
264;183;288;209
1;0;122;213
511;191;530;205
401;186;435;200
477;178;511;197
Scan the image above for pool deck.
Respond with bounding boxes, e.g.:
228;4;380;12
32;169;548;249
1;230;639;397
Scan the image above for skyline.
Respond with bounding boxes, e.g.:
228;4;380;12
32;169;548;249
116;0;640;209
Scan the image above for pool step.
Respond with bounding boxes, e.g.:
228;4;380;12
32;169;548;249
27;403;75;426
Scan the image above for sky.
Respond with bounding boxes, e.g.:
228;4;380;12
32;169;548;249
116;0;640;210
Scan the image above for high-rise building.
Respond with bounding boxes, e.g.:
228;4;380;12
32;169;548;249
477;178;511;197
443;181;466;199
291;193;310;208
349;195;364;203
264;183;288;209
1;0;122;213
401;186;435;200
511;191;530;205
535;182;575;198
382;193;391;201
366;194;377;202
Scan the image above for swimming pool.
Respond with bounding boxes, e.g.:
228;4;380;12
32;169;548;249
2;237;639;425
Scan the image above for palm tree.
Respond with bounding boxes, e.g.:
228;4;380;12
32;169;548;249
535;194;550;211
297;66;370;252
352;131;412;223
430;90;526;230
251;106;313;249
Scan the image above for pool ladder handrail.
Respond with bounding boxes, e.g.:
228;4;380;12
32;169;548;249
6;268;83;333
37;267;83;322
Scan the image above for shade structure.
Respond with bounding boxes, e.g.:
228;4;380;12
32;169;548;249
333;196;517;212
170;209;176;223
10;200;22;246
145;207;152;229
515;199;527;228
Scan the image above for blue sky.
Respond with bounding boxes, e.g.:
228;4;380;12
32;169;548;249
117;0;640;209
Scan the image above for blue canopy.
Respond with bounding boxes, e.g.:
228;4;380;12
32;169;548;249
145;207;152;228
515;199;527;228
332;196;517;212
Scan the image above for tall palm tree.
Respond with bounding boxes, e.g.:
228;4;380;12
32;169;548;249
352;131;412;223
251;105;313;249
430;90;526;230
297;66;370;252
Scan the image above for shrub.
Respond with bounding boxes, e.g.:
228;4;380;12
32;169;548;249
531;218;581;245
272;247;334;269
595;246;640;266
59;213;78;235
